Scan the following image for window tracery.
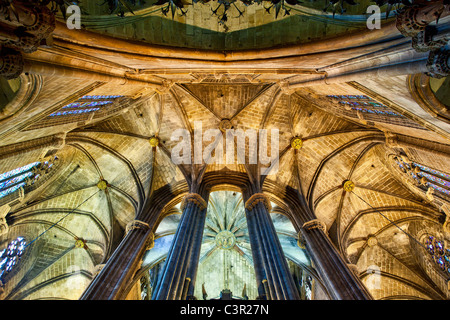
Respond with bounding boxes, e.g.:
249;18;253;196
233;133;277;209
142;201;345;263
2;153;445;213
425;235;450;275
0;236;26;285
327;95;425;129
23;94;126;131
394;155;450;197
49;95;124;117
0;157;58;200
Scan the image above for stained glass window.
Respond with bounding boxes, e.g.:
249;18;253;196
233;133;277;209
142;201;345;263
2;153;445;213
0;157;58;200
49;95;124;117
0;162;41;200
0;236;27;284
425;236;450;274
327;95;404;117
394;156;450;197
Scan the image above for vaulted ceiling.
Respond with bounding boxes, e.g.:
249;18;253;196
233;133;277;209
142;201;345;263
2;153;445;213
0;0;449;301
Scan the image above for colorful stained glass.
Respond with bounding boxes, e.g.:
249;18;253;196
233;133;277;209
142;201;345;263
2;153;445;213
0;162;40;182
427;182;450;196
413;162;450;181
0;237;26;284
78;95;123;100
49;108;101;117
51;95;124;118
394;157;450;197
0;171;33;190
328;95;403;117
424;235;450;275
417;171;450;188
0;182;26;199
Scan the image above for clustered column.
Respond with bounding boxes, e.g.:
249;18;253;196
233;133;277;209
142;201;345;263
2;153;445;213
244;193;300;300
299;218;373;300
80;219;154;300
152;192;208;300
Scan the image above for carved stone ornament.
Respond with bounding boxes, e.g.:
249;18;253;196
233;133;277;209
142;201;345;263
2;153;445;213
396;5;429;37
180;193;208;211
0;47;24;80
426;48;450;79
412;27;448;53
244;193;272;212
302;219;327;233
125;220;151;234
343;180;355;192
97;179;108;191
367;235;378;247
149;136;160;147
219;119;233;133
290;137;303;150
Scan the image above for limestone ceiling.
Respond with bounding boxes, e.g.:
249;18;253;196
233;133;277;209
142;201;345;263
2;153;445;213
0;62;449;300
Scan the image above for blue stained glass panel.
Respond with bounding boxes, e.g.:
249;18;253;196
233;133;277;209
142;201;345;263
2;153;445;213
0;162;40;182
418;171;450;187
0;237;27;283
413;162;450;181
0;171;33;190
49;108;101;117
79;95;123;100
0;182;26;199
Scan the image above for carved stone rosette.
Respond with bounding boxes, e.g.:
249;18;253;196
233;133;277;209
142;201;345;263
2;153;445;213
244;193;272;212
180;193;207;211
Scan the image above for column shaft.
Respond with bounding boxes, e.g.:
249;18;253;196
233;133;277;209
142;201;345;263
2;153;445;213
80;223;152;300
300;220;373;300
244;194;300;300
152;193;208;300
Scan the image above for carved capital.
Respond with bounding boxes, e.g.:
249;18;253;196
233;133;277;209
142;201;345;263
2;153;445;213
244;193;272;212
180;193;208;211
302;219;327;233
0;47;23;80
426;47;450;79
396;6;425;37
125;219;150;234
412;26;448;53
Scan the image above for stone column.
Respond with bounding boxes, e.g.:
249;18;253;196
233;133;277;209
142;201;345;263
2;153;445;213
152;192;208;300
244;193;300;300
299;219;373;300
80;219;154;300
